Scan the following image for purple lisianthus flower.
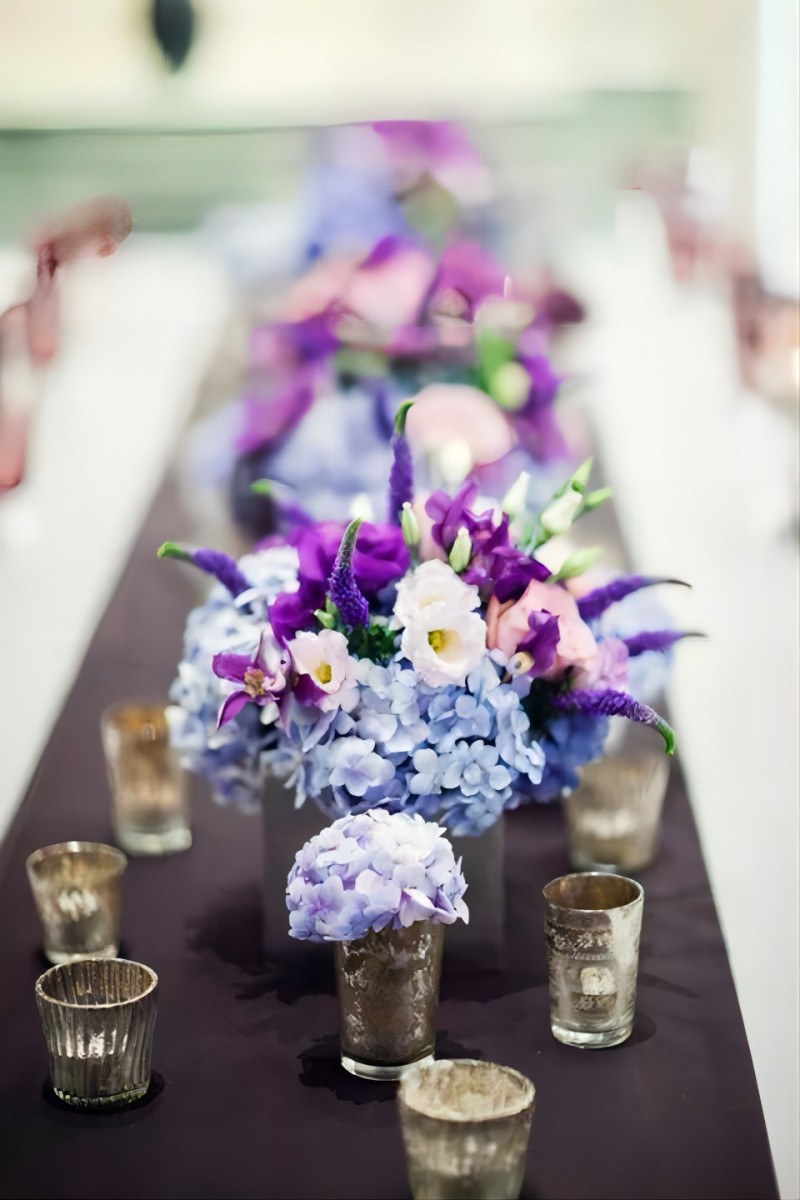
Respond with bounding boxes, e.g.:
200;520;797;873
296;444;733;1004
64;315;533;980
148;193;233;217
286;809;469;943
425;481;550;600
212;632;288;726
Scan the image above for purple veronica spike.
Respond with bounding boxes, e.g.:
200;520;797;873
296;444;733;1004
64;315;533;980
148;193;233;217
552;688;676;755
387;400;415;524
328;519;370;629
577;575;690;623
624;630;704;657
157;542;250;598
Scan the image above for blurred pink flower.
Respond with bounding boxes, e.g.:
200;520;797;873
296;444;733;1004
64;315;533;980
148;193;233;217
406;383;515;468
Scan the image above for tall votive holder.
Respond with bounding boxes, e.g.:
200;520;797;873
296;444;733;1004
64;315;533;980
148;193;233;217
101;701;191;855
543;872;644;1049
335;921;444;1080
565;751;669;872
398;1059;535;1200
36;958;158;1108
27;841;126;964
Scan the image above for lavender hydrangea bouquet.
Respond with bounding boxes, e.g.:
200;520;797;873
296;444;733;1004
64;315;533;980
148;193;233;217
286;809;467;1078
163;402;690;960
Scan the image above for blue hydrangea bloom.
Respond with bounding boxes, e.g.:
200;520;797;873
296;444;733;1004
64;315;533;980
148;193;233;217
286;809;469;942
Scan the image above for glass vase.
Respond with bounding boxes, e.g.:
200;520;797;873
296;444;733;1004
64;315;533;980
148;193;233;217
335;921;444;1080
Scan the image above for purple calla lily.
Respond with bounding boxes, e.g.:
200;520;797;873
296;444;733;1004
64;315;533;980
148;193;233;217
212;633;287;727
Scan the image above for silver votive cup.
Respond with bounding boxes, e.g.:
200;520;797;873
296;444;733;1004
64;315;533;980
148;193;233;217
565;751;669;872
27;842;127;964
398;1059;535;1200
101;701;191;855
36;958;158;1108
335;921;444;1080
543;872;644;1049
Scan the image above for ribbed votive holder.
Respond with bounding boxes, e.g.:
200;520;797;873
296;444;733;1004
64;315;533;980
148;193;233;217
36;959;158;1109
101;701;191;856
26;842;126;964
398;1059;535;1200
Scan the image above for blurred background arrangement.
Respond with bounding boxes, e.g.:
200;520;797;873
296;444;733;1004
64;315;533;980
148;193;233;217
0;2;797;1196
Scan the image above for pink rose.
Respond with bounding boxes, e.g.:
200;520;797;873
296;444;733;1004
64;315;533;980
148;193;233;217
486;579;598;678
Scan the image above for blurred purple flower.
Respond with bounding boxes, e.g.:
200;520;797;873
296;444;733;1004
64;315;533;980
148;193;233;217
578;576;690;623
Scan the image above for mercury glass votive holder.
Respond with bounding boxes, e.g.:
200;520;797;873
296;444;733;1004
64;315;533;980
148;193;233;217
335;921;444;1080
543;872;644;1049
101;701;191;855
398;1059;535;1200
36;959;158;1108
564;751;670;872
26;842;126;964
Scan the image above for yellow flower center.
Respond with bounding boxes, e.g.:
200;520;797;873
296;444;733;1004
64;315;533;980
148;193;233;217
316;662;333;685
243;667;266;698
428;629;448;653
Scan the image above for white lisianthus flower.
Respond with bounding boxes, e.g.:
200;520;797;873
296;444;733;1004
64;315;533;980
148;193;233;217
401;605;488;687
288;629;359;712
394;560;480;628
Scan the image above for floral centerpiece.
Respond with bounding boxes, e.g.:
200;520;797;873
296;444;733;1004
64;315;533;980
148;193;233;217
163;403;686;840
286;808;468;1078
227;233;579;539
187;120;584;539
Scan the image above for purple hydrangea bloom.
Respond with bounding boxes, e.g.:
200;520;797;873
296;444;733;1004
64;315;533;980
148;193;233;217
286;809;469;942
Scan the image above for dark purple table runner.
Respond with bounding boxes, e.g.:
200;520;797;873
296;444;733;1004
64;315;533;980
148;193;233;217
0;481;778;1200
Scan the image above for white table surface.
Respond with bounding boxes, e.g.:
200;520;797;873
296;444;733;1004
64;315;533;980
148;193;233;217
0;224;797;1198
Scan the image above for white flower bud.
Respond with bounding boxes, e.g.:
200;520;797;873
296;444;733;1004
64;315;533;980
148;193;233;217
448;526;472;574
540;488;584;537
401;502;420;548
